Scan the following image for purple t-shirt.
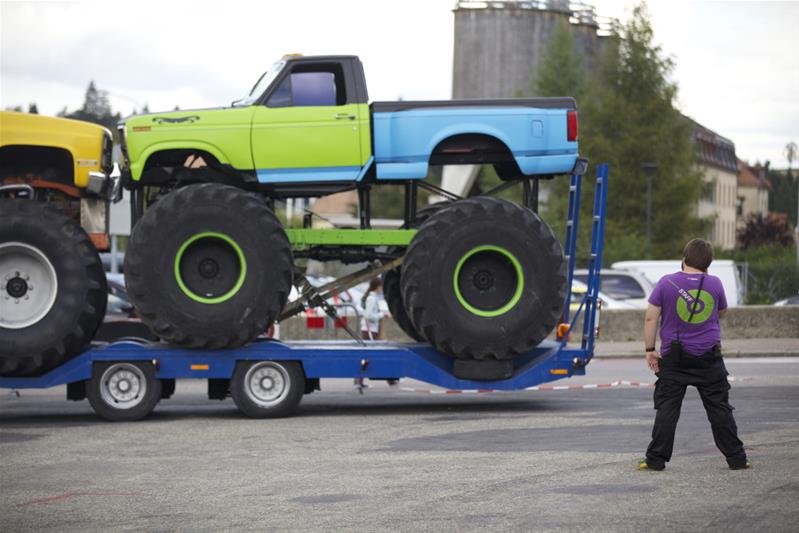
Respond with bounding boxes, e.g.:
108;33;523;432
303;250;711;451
648;271;727;356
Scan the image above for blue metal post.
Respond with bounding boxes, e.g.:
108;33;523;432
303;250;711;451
561;172;582;325
582;164;608;355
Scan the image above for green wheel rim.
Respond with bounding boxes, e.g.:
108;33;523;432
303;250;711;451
452;245;524;317
174;232;247;304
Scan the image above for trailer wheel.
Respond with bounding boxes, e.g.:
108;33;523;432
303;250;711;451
87;361;162;421
401;197;566;360
382;202;451;342
125;184;293;349
0;200;107;376
230;360;304;418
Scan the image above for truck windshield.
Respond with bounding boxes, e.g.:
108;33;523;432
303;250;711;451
233;60;286;107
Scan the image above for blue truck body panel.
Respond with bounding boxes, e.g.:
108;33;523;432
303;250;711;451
372;107;578;180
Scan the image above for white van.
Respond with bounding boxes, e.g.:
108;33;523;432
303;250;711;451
611;260;744;307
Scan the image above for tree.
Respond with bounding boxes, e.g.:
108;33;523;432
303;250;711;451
27;103;38;114
768;166;798;227
785;142;797;172
534;3;708;264
58;81;121;133
534;18;584;99
737;213;795;250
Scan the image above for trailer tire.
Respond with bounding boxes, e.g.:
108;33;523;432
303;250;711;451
382;202;452;342
401;197;566;360
125;184;293;349
86;361;162;421
231;360;305;418
0;200;107;377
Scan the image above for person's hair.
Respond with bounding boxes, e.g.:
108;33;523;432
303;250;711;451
683;238;713;271
361;277;382;307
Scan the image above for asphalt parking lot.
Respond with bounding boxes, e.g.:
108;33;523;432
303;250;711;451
1;357;798;532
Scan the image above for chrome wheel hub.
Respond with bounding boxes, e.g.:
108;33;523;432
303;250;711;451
0;242;58;329
99;363;147;409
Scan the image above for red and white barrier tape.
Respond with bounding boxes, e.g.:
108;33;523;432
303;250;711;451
395;376;751;395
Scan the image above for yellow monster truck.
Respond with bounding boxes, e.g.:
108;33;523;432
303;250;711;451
0;111;114;376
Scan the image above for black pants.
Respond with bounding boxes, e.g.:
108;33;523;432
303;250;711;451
645;349;747;468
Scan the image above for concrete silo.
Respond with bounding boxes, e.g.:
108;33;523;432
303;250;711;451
452;1;616;98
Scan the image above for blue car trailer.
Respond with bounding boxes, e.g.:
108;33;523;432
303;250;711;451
0;165;608;422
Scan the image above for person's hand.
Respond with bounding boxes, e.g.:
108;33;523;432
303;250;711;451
646;350;661;373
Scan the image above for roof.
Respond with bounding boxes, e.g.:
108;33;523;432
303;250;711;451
684;115;738;173
737;159;771;189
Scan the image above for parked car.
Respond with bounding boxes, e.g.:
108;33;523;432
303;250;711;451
611;259;744;306
569;279;638;312
573;269;653;308
774;293;799;306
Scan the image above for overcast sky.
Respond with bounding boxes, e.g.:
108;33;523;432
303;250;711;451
1;0;797;167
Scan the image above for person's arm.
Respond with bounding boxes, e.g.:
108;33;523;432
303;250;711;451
717;277;728;319
644;304;662;372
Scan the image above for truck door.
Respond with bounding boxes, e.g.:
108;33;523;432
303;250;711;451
251;61;363;182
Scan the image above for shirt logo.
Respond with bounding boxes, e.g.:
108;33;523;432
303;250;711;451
675;289;715;323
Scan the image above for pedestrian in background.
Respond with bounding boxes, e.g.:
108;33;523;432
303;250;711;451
360;277;384;342
640;238;750;471
354;278;396;391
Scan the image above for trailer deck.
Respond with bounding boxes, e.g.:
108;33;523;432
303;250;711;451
0;164;608;421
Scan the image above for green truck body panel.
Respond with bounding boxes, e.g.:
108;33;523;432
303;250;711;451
251;103;370;170
125;103;372;181
126;107;255;180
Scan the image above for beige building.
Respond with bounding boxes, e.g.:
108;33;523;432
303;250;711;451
691;121;739;250
736;159;770;226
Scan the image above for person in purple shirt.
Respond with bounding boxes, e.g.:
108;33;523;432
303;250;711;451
639;239;750;471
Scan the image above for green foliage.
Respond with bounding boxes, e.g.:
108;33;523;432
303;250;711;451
737;213;795;250
366;167;445;220
533;18;584;99
768;167;797;228
720;244;799;304
529;3;709;264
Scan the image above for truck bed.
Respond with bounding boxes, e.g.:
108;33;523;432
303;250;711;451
371;98;578;180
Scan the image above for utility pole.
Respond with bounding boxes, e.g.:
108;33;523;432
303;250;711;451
642;163;658;259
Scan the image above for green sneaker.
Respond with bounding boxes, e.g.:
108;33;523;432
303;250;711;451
729;459;752;470
638;458;665;471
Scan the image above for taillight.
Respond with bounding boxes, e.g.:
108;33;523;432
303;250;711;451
567;110;578;142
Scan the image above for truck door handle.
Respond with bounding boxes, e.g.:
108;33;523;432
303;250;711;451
335;113;356;120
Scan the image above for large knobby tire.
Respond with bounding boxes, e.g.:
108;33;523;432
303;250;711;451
382;202;451;342
124;184;293;349
401;197;566;360
0;200;107;376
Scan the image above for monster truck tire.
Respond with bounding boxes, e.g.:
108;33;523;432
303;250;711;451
382;202;452;342
401;196;566;360
124;184;293;349
0;200;107;376
382;268;423;341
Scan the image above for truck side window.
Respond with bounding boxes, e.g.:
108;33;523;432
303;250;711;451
266;62;347;108
267;77;292;108
291;72;337;106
